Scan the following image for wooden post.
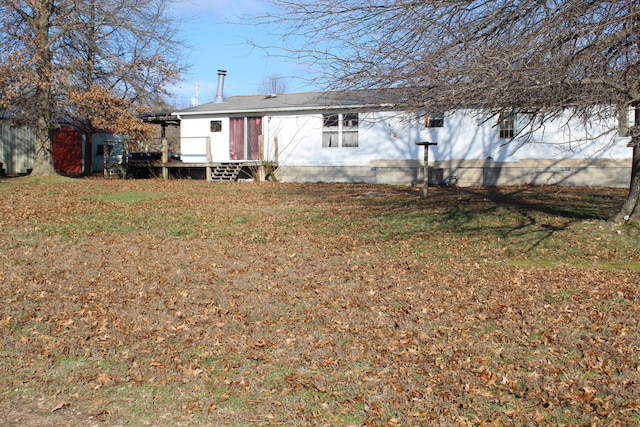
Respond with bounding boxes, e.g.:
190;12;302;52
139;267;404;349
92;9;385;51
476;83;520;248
103;142;109;177
161;138;169;180
415;141;438;197
258;135;265;181
121;140;127;179
259;135;264;161
205;137;212;181
274;136;279;164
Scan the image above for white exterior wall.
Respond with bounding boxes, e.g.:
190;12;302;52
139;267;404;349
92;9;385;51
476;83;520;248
266;109;631;165
179;115;231;162
267;113;423;166
178;107;634;186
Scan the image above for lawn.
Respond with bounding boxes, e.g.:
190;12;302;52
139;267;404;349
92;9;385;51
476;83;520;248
0;177;638;426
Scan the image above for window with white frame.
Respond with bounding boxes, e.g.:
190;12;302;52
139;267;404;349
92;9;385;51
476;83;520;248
322;114;339;147
498;112;516;139
322;113;359;147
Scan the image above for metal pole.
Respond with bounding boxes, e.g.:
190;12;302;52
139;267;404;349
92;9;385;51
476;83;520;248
423;143;429;197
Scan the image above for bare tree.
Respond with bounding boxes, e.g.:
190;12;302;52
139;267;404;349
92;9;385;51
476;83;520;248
258;0;640;224
260;74;288;95
0;0;185;175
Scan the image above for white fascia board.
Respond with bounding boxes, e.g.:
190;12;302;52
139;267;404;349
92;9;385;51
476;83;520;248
173;103;395;117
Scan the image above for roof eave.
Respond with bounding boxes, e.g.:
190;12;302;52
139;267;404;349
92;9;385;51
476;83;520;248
172;103;397;117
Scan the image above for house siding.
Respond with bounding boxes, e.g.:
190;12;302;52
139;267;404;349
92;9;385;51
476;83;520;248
177;102;634;187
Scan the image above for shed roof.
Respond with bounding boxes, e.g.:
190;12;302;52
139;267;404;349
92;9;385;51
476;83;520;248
173;89;405;117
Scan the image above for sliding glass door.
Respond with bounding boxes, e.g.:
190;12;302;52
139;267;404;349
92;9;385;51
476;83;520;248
229;117;262;160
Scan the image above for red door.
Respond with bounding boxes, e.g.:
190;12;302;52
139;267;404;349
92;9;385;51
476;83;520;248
53;128;83;174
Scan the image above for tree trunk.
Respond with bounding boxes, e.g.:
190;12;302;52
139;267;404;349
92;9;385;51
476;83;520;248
30;117;55;176
29;0;56;176
82;129;97;176
611;108;640;225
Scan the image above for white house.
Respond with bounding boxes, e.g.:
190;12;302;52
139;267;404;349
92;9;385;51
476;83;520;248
173;84;634;187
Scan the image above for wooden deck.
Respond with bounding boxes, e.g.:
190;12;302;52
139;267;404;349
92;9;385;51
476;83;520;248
125;159;278;181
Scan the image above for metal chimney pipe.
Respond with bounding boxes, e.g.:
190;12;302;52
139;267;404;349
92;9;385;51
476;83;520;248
214;70;226;103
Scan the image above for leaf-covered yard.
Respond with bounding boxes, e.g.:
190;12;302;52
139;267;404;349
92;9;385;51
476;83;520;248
0;177;638;426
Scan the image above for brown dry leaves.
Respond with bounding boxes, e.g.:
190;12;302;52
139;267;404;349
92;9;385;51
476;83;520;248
0;179;638;426
68;86;156;139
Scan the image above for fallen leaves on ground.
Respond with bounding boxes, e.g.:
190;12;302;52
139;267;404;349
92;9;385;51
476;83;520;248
0;179;638;426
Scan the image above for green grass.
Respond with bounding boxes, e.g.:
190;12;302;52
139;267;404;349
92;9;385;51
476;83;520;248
83;191;168;204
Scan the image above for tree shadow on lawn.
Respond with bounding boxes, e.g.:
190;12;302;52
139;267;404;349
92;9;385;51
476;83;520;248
295;183;628;254
478;185;624;220
431;185;623;253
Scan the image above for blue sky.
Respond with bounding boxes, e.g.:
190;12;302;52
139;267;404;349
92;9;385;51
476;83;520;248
169;0;315;108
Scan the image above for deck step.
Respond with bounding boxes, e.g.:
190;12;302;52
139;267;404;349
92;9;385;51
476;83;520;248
209;163;243;181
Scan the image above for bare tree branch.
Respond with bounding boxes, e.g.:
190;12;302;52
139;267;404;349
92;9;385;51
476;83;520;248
254;0;639;222
0;0;186;174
